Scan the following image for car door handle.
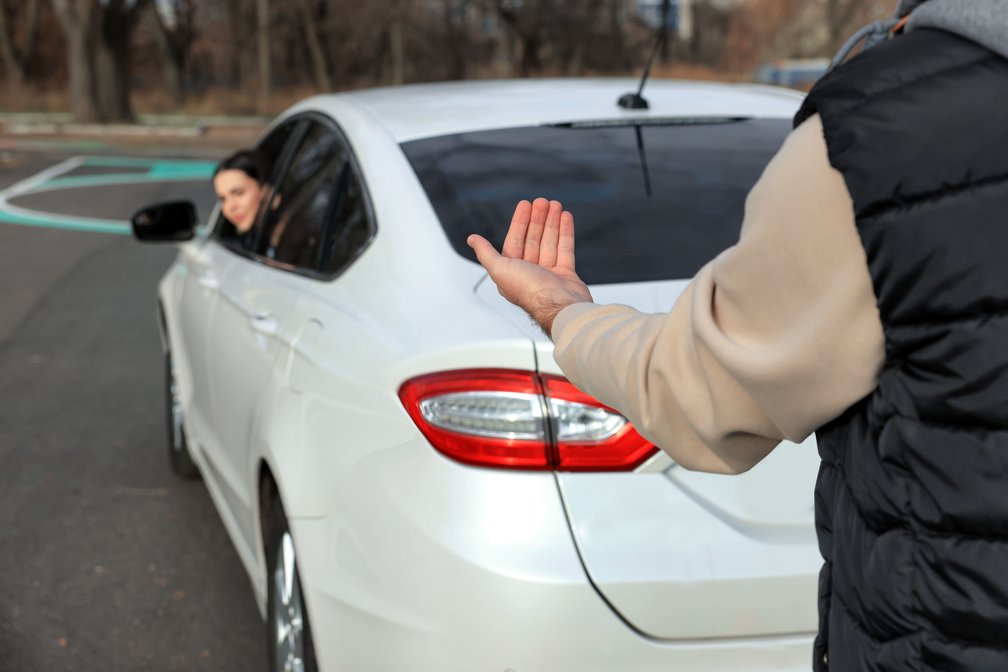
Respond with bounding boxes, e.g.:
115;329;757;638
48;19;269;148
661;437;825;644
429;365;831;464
196;272;218;290
251;312;277;336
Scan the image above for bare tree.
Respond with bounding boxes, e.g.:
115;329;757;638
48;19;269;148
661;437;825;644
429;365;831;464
51;0;151;123
145;0;196;105
51;0;98;121
489;0;549;76
256;0;269;112
439;0;472;80
0;0;40;85
825;0;889;52
421;0;496;81
296;0;330;90
389;0;406;84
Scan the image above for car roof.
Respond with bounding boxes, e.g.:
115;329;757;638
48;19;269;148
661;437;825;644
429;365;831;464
287;78;804;143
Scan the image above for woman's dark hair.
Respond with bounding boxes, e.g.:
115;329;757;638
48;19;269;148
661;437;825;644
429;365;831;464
214;148;269;184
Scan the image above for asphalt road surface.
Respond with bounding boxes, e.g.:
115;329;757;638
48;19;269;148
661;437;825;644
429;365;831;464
0;143;267;671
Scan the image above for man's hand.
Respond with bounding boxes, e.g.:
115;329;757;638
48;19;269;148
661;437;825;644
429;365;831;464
467;198;593;337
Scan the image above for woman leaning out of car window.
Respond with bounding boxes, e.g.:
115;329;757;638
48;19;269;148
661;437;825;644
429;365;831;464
213;149;271;245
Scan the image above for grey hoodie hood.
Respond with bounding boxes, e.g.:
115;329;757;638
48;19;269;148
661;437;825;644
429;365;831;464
900;0;1008;59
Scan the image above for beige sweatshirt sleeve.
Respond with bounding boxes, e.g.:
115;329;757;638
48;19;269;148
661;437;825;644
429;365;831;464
551;114;885;474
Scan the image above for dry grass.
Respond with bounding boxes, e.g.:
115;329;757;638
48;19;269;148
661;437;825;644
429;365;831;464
0;84;69;113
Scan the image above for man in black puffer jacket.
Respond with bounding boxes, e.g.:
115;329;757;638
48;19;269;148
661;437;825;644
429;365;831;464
795;2;1008;670
470;1;1008;670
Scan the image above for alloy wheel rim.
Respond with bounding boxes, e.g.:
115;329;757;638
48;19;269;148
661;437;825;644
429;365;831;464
272;531;306;672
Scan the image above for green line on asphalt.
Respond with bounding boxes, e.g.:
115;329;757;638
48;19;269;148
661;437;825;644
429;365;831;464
83;156;215;172
149;160;216;178
82;156;163;168
35;157;216;191
0;209;130;235
40;170;213;191
0;138;109;152
0;155;214;235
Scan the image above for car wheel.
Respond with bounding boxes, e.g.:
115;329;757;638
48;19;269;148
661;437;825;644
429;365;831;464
266;504;318;672
164;352;199;479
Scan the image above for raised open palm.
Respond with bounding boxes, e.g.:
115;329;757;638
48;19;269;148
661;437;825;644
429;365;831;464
467;197;593;336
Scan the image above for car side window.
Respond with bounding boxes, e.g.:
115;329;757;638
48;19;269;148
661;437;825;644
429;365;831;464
212;121;299;251
256;121;345;271
321;161;372;276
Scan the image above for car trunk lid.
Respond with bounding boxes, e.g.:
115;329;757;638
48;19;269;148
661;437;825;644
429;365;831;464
477;276;822;639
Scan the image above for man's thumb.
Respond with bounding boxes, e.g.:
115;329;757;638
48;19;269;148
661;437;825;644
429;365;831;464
467;234;501;271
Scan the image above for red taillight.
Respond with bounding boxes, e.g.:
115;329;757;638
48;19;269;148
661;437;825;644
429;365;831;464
398;369;657;472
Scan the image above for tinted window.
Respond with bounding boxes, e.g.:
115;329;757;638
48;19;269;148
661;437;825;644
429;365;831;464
401;119;790;284
321;164;372;276
258;122;345;271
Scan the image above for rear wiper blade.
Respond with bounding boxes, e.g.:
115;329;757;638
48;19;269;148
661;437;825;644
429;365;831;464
547;116;748;129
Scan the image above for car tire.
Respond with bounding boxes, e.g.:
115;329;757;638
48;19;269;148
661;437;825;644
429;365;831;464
165;351;199;479
266;503;318;672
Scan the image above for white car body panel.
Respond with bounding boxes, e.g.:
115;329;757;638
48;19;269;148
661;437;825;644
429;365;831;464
556;442;821;641
485;272;822;640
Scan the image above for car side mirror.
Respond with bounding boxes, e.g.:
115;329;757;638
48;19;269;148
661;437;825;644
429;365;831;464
131;201;197;242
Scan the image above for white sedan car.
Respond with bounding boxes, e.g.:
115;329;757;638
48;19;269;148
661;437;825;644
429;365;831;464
133;78;823;672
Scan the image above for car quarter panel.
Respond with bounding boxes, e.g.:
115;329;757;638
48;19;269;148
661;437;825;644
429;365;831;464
250;264;540;521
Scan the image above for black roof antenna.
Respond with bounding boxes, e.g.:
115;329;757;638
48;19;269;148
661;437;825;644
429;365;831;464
618;0;671;110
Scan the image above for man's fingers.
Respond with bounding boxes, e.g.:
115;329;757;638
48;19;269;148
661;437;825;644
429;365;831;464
502;200;531;259
557;210;576;271
523;197;550;264
539;200;563;268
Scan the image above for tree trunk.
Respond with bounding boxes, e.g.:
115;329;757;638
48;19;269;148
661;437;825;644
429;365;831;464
20;0;37;73
52;0;99;122
223;0;243;88
389;16;403;84
0;0;40;85
297;0;329;90
52;0;149;123
94;11;135;122
146;1;186;105
441;0;467;80
256;0;270;113
828;0;867;51
0;0;24;85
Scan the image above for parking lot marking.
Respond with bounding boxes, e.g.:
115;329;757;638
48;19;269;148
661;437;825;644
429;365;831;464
0;155;213;235
0;204;130;234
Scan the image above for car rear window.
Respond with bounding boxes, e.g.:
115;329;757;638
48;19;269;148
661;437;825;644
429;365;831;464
401;118;792;285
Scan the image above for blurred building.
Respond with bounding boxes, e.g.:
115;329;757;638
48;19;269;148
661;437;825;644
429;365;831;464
753;58;830;90
634;0;692;40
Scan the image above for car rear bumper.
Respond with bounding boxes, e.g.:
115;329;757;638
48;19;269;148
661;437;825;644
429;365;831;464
287;439;815;671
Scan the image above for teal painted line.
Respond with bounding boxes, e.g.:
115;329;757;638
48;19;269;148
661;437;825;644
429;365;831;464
0;139;108;152
34;157;215;191
83;156;216;171
149;161;216;178
82;156;164;168
0;208;130;235
38;171;213;191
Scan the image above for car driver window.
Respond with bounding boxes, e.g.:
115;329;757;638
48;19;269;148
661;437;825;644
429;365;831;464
321;163;373;276
211;122;299;252
256;122;346;272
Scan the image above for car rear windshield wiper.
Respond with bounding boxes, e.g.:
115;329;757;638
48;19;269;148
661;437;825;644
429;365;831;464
546;117;749;198
546;117;749;129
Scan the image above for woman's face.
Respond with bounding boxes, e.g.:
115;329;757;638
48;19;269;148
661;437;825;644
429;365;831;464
213;169;265;233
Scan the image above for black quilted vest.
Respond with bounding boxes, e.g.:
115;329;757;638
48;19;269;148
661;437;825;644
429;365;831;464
794;29;1008;672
